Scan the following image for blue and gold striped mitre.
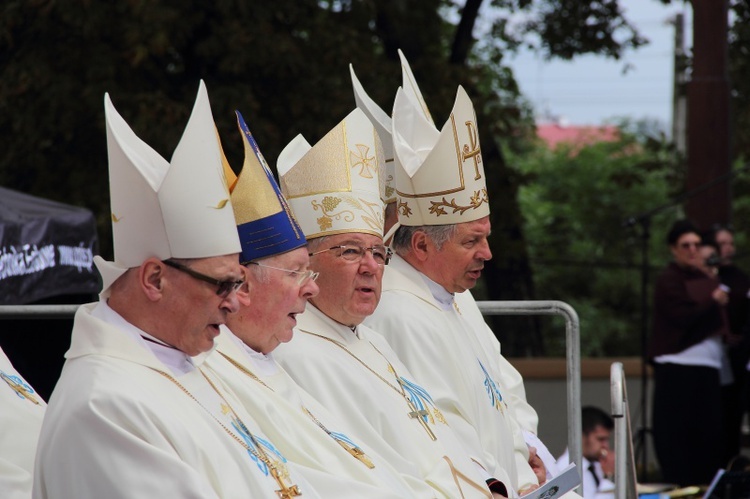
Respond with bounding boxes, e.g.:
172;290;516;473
223;111;306;264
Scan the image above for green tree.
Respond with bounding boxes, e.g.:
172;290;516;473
0;0;650;354
511;126;685;356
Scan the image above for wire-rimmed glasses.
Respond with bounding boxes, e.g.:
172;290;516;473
247;261;320;286
308;244;393;266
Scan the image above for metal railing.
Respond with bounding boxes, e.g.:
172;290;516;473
610;361;638;499
2;300;582;493
478;300;582;495
0;304;81;319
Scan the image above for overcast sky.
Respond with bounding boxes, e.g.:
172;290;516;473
507;0;693;129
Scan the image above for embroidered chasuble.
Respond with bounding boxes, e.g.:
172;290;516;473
274;304;494;499
0;347;46;499
366;254;541;493
453;290;562;478
203;327;423;498
34;302;319;499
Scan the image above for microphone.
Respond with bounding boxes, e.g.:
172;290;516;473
705;254;723;267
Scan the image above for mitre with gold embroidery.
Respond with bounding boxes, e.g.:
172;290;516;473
349;49;433;206
276;109;387;240
95;81;240;296
391;85;489;226
221;111;306;264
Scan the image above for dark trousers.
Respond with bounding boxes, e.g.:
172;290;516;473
721;347;750;462
652;363;723;486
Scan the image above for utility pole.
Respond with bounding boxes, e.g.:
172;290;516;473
671;13;687;155
685;0;731;229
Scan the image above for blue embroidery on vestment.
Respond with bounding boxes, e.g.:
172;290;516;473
0;370;38;403
479;360;504;411
399;376;437;423
330;430;359;447
231;419;287;474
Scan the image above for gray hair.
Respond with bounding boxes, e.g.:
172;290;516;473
306;236;331;254
245;261;271;284
246;253;294;285
392;224;458;254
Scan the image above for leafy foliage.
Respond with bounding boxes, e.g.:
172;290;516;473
1;0;658;354
511;126;685;356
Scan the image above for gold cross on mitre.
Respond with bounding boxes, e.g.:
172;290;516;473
461;120;482;181
1;371;40;405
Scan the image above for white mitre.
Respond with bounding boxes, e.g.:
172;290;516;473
349;49;433;206
392;85;489;226
276;109;386;240
95;81;240;296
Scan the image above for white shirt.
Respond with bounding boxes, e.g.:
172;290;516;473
557;449;614;499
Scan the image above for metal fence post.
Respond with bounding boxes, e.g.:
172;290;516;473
477;300;582;495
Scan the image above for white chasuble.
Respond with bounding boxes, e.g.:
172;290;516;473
0;347;46;499
33;302;319;499
367;254;539;493
453;290;562;478
203;328;418;498
274;305;493;499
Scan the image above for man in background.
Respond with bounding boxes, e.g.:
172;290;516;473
557;407;614;499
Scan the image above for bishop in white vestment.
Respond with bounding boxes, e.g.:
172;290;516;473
368;254;541;492
35;302;318;499
0;347;45;499
273;107;508;498
201;111;425;498
33;83;319;499
365;83;562;494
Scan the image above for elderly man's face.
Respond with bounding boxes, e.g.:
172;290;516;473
227;247;318;354
424;216;492;294
308;233;385;327
161;254;244;356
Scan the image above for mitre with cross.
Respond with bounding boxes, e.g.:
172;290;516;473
276;108;387;240
391;85;489;226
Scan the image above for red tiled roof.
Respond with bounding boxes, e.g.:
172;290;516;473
536;123;620;149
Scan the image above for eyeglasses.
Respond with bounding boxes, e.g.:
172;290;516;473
246;261;319;286
309;244;393;266
678;242;700;249
162;260;244;298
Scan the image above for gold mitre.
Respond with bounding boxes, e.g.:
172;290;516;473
349;49;434;206
277;108;387;240
392;85;489;226
95;81;240;296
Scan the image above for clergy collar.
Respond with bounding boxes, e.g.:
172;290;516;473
92;300;198;376
307;304;364;340
223;327;279;377
419;272;454;311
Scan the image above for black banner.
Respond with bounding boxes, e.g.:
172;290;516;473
0;187;100;304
